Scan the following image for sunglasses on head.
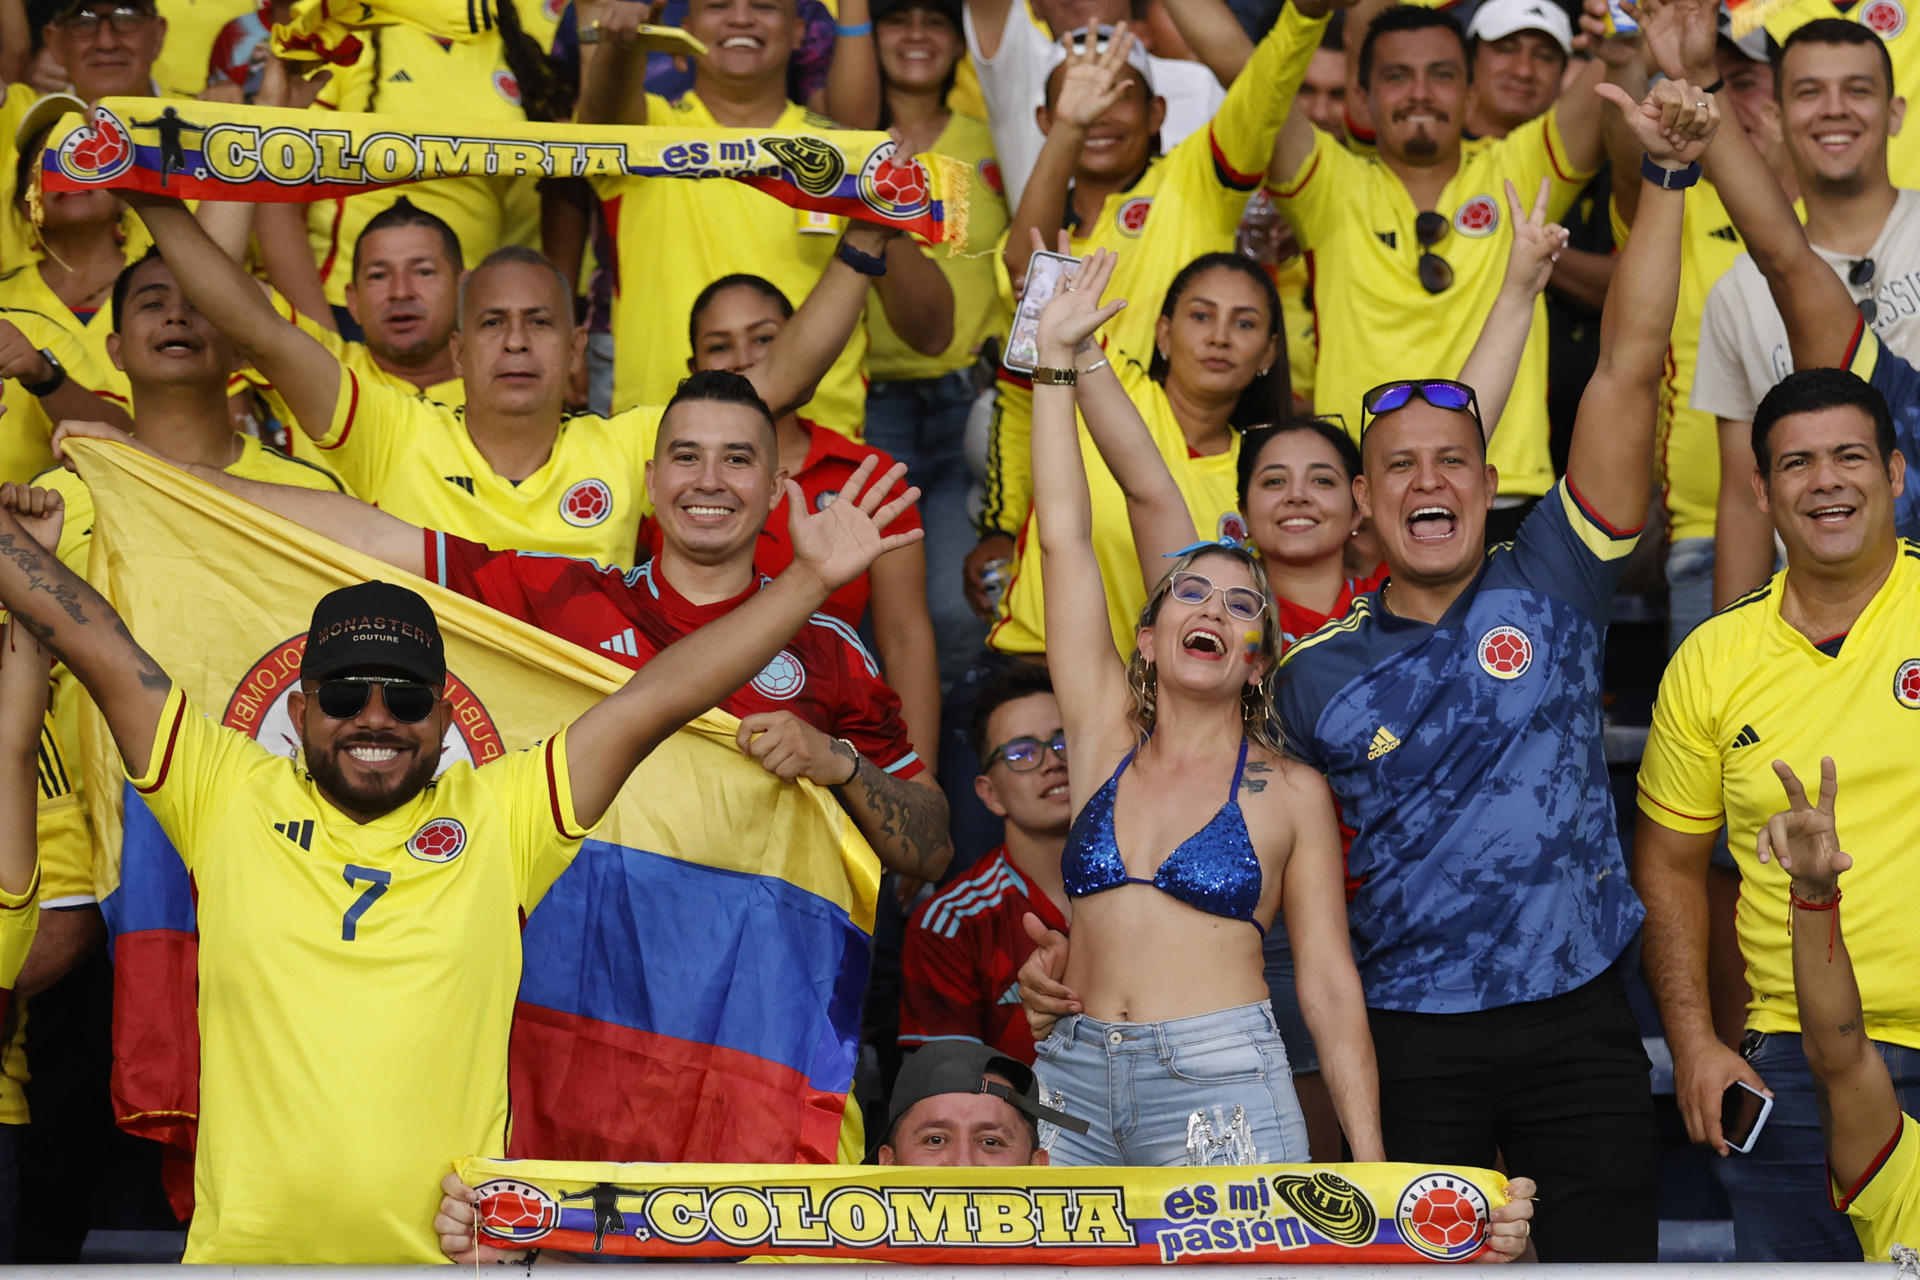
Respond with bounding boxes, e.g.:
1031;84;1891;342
1169;570;1268;622
1359;379;1483;434
1415;211;1454;295
313;676;439;724
1851;258;1878;325
989;730;1068;772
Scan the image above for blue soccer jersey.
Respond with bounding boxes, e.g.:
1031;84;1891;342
1277;481;1646;1014
1845;324;1920;540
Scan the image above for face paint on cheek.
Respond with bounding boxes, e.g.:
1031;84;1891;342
1243;630;1261;664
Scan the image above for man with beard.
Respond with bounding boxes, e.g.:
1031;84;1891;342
1270;3;1626;542
0;416;922;1262
1276;74;1716;1260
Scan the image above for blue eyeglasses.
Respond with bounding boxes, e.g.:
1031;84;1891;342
1359;379;1483;434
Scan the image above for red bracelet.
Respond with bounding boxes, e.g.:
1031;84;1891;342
1789;887;1843;962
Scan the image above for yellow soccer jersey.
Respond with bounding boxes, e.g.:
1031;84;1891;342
130;688;585;1262
867;113;1009;381
1835;1112;1920;1262
1764;0;1920;187
271;291;466;407
1611;181;1743;544
152;0;255;95
1638;544;1920;1048
0;862;40;1130
0;305;130;485
0;84;38;277
591;94;869;436
1273;111;1592;501
988;356;1240;654
307;25;537;307
1275;253;1316;406
316;370;662;566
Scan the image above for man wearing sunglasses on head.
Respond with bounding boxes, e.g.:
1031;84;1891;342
1269;4;1635;544
1276;77;1718;1261
900;664;1070;1065
0;443;920;1263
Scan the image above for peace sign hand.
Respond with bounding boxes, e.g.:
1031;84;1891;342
1756;757;1851;900
1501;178;1570;299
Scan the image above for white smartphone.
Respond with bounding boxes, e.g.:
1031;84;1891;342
1722;1080;1774;1154
1002;248;1079;375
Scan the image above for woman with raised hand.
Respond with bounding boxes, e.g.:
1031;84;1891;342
1013;248;1380;1167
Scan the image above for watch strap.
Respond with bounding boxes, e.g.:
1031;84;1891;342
1641;155;1702;190
21;348;67;398
1030;366;1078;386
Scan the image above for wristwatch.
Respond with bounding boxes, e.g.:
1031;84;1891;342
1030;366;1078;386
1641;154;1702;190
21;348;67;398
835;241;888;277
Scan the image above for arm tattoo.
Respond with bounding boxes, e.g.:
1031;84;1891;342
1838;1018;1859;1038
0;532;89;627
1240;760;1272;795
0;530;166;691
847;757;952;880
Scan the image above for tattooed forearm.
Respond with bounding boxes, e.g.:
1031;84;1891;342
0;525;168;699
1241;760;1272;794
8;613;69;668
846;760;953;881
113;619;170;692
1838;1018;1858;1038
0;533;89;626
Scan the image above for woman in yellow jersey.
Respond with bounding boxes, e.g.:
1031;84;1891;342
0;499;50;1258
864;0;1010;688
1012;248;1380;1168
669;274;943;771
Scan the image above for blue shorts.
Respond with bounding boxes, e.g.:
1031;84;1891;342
1033;1000;1309;1167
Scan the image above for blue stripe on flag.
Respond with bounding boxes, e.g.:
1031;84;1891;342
518;839;870;1096
99;783;197;941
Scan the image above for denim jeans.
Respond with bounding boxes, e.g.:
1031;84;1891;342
587;331;616;418
1260;920;1318;1074
1666;536;1716;654
865;372;986;688
1033;1000;1310;1167
1716;1031;1920;1261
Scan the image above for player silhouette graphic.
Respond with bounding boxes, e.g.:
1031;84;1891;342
558;1183;640;1252
130;107;201;186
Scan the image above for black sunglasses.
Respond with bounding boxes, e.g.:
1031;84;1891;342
313;676;440;724
1415;210;1454;295
989;730;1068;772
1359;379;1483;434
1851;258;1878;325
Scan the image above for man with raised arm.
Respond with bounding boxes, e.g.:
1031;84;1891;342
57;376;955;885
127;194;897;567
1274;77;1717;1260
1756;757;1920;1260
0;414;920;1262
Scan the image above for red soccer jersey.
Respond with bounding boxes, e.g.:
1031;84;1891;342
1276;564;1388;652
425;531;924;778
641;422;921;629
900;848;1070;1064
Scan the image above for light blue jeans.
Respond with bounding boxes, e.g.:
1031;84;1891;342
1666;536;1716;654
1033;1000;1310;1167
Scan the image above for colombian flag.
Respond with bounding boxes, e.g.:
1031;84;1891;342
70;440;877;1216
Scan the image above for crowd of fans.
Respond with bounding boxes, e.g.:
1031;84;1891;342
0;0;1918;1262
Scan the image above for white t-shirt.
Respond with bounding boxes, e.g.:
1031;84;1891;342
963;0;1227;210
1693;188;1920;422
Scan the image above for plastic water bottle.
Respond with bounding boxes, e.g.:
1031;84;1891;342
981;558;1012;611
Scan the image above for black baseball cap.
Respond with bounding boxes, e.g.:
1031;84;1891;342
871;0;962;28
884;1042;1089;1142
301;582;446;687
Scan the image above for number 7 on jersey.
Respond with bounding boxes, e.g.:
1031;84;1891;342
342;864;392;941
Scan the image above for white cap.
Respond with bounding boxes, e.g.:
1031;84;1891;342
1718;5;1769;63
1045;24;1156;94
1466;0;1574;55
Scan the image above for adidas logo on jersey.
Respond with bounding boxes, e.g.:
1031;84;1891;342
997;981;1022;1006
444;475;475;494
1375;231;1398;249
387;69;414;82
1729;724;1762;750
1367;726;1401;760
274;818;315;850
1709;225;1739;243
599;628;639;658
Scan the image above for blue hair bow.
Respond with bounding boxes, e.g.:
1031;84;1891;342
1162;536;1247;558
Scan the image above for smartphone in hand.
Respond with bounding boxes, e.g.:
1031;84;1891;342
1002;249;1079;376
1722;1079;1773;1154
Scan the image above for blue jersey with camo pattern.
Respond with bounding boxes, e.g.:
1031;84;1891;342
1277;482;1646;1014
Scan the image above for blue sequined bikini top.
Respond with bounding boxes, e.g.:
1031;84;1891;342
1060;737;1265;934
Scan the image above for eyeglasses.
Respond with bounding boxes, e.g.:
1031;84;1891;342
57;5;150;36
988;730;1068;772
313;676;440;724
1851;258;1878;325
1168;571;1268;621
1359;378;1483;434
1415;210;1454;295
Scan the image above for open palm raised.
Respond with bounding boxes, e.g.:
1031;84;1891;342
784;455;923;596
